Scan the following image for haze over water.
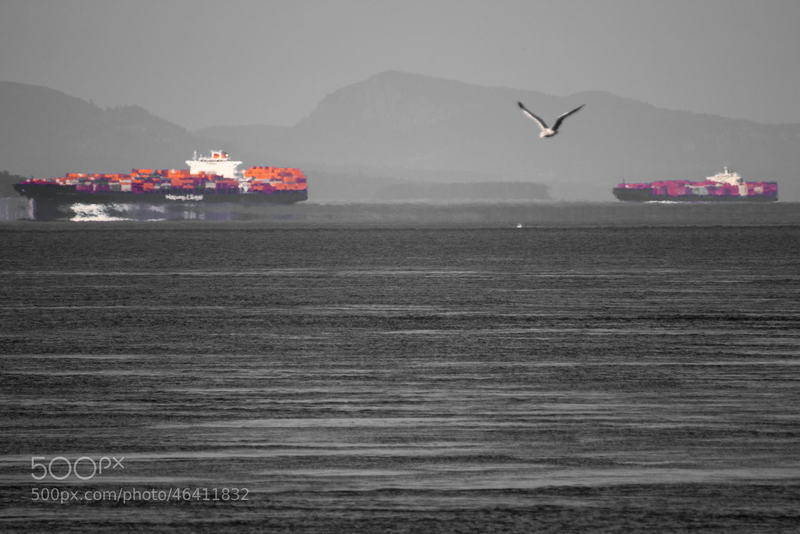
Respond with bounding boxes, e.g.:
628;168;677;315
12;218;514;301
1;206;799;532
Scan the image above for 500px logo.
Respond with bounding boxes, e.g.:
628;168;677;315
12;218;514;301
31;456;125;481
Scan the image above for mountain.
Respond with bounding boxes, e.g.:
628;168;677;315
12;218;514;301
0;81;204;178
3;74;799;202
200;71;800;201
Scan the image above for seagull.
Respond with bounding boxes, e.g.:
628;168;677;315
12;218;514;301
517;101;585;138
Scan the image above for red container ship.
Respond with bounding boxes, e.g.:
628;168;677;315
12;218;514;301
613;167;778;202
14;150;308;213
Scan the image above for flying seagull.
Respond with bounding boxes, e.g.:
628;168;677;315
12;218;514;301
517;101;585;138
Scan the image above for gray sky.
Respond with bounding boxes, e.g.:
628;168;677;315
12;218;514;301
2;0;799;129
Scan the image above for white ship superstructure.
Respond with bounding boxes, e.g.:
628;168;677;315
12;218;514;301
186;150;242;179
706;167;746;196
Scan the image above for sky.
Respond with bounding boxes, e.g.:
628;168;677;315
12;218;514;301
1;0;799;130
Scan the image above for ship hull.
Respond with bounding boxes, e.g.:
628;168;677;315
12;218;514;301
14;183;307;204
15;183;307;220
613;187;777;202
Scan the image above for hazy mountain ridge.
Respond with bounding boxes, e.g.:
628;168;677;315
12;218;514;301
0;81;204;177
2;73;799;201
201;71;800;200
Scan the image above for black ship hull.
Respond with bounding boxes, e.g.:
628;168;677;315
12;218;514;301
613;187;778;202
14;183;307;220
14;183;307;204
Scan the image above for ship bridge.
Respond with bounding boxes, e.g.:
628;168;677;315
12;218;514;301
186;150;242;179
706;166;743;186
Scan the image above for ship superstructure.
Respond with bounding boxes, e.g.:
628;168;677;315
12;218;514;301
186;150;242;179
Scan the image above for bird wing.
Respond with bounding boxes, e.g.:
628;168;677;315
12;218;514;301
517;102;548;130
552;104;585;131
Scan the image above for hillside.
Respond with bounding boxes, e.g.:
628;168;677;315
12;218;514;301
0;81;204;179
2;74;799;201
201;71;800;201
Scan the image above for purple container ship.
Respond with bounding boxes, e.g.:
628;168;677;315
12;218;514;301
614;167;778;202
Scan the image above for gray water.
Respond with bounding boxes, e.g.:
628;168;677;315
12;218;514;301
1;211;799;532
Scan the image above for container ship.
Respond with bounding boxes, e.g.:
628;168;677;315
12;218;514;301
14;150;308;218
613;167;777;202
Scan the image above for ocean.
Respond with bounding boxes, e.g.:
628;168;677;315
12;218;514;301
1;203;799;532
